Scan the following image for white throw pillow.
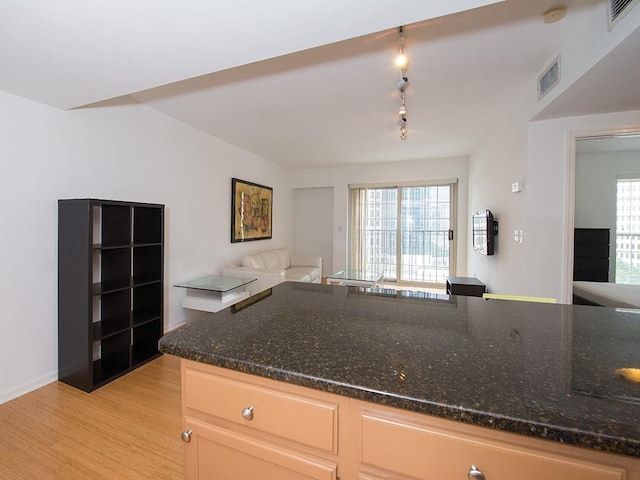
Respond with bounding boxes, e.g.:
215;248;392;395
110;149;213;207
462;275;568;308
274;248;291;269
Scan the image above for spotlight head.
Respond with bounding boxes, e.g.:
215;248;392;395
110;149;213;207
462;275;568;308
396;76;409;91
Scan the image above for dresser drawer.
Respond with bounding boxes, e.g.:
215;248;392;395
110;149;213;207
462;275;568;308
184;366;338;453
359;414;625;480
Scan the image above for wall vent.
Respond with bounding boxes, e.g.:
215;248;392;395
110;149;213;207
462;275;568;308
609;0;640;29
538;56;560;100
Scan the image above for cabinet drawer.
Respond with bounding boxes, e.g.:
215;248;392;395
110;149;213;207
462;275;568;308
359;414;625;480
184;367;338;453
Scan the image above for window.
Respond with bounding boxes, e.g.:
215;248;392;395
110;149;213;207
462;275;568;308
616;177;640;284
349;181;456;286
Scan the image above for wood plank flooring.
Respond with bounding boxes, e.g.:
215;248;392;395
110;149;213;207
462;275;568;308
0;354;183;479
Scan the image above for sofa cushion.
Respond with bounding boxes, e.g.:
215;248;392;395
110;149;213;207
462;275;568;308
243;253;265;269
286;266;320;283
261;250;281;270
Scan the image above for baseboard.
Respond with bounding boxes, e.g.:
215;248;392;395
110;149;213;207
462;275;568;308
164;317;187;334
0;371;58;405
1;320;187;405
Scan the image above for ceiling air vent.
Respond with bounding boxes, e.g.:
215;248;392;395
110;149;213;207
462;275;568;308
609;0;640;29
538;56;560;100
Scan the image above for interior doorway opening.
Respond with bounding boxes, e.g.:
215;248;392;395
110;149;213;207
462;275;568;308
570;131;640;305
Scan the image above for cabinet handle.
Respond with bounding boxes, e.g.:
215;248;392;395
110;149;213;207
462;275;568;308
181;429;192;443
241;406;254;421
468;465;485;480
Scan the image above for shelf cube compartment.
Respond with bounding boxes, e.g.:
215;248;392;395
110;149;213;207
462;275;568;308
133;207;163;244
97;247;131;293
101;204;131;247
93;331;130;386
131;319;162;366
133;245;162;284
132;282;162;326
92;290;131;341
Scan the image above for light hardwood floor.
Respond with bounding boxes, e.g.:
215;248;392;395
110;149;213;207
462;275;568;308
0;354;183;479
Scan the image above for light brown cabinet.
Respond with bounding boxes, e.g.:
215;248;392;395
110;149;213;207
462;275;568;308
180;358;640;480
181;359;343;480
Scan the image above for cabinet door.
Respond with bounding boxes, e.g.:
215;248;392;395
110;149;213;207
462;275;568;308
184;418;337;480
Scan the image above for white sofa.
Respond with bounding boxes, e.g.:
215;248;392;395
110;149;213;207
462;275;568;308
222;247;322;295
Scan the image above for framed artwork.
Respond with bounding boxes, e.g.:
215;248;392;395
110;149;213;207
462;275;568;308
231;178;273;243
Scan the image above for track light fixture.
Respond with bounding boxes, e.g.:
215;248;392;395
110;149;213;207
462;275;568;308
395;27;409;140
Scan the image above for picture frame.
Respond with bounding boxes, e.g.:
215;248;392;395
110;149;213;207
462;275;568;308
231;178;273;243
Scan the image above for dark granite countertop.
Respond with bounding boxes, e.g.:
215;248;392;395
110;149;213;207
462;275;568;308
159;282;640;458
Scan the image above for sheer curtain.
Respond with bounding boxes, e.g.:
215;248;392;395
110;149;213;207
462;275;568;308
349;186;398;279
349;187;369;273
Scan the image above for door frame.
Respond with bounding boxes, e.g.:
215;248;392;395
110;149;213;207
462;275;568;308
564;126;640;303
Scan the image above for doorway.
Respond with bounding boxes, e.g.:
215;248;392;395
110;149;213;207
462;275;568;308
571;132;640;303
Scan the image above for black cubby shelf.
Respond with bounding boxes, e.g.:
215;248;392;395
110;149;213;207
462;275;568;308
58;198;164;392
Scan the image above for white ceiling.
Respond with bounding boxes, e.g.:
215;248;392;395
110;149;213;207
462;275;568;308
2;0;640;169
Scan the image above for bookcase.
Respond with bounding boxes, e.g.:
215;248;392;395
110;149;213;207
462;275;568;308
58;198;164;392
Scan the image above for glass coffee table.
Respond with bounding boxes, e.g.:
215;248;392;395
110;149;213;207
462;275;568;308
326;269;384;287
175;275;256;313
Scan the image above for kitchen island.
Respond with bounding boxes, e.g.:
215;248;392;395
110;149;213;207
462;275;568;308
160;282;640;479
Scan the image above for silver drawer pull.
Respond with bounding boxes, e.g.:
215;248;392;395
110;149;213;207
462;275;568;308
241;406;254;421
468;465;485;480
181;429;192;443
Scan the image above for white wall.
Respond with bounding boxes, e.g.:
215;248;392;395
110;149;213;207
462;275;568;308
0;91;293;403
575;150;640;228
468;83;535;293
290;157;469;275
526;111;640;302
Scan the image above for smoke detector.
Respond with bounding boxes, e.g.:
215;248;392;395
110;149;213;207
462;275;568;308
543;6;567;23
